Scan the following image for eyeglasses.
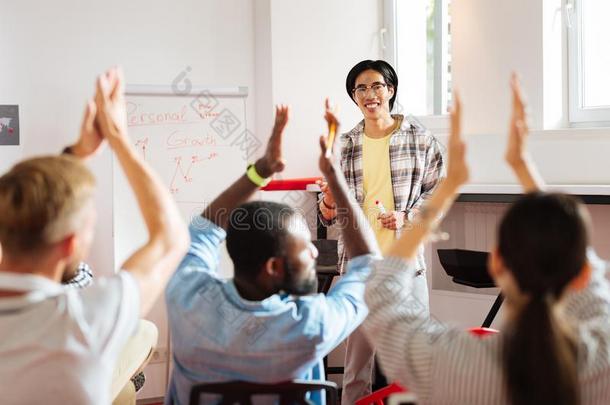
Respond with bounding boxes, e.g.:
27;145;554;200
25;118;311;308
352;82;389;99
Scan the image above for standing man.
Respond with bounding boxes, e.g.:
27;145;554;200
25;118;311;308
318;60;445;402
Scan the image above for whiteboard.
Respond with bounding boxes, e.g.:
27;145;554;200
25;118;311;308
113;85;250;278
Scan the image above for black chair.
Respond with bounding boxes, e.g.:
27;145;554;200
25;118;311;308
189;380;339;405
313;239;340;295
437;249;504;327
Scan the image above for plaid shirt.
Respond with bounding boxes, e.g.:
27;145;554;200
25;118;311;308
63;262;94;289
320;115;445;272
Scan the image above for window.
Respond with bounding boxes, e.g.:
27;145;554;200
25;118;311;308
567;0;610;125
383;0;452;117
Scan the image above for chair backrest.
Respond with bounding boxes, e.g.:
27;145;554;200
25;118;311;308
189;379;339;405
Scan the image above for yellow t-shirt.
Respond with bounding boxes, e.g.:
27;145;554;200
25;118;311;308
362;132;396;254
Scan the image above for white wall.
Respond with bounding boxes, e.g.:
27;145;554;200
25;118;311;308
254;0;274;147
259;0;383;179
1;0;257;277
452;0;544;134
0;147;22;175
451;0;610;185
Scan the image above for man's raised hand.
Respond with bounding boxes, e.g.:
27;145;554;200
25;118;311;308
95;67;129;146
70;100;105;158
256;105;290;177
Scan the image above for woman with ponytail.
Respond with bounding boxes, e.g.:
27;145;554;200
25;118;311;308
495;193;590;405
362;77;610;404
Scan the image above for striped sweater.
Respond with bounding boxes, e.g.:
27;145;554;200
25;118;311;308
363;251;610;404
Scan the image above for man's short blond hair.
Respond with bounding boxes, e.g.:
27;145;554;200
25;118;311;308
0;155;96;256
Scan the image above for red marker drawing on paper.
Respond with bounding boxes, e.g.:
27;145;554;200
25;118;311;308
375;200;386;214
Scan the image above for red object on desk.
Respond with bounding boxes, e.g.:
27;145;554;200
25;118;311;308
260;177;322;191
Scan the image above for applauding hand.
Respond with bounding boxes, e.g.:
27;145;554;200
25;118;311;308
70;100;105;158
95;67;129;146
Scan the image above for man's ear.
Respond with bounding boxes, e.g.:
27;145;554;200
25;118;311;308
57;233;77;260
262;256;285;280
569;261;592;292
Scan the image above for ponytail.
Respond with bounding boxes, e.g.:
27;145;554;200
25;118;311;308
498;193;588;405
505;294;579;405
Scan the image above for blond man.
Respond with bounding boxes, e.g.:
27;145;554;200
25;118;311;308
0;68;188;405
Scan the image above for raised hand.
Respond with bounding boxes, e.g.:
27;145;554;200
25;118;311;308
506;73;530;167
445;92;469;188
504;73;544;192
95;67;128;146
316;99;380;257
386;92;467;260
317;100;342;219
256;105;290;177
70;100;105;158
318;100;341;178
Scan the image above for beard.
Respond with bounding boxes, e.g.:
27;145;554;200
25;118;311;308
280;260;318;296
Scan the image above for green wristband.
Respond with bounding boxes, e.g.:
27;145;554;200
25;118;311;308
246;164;271;187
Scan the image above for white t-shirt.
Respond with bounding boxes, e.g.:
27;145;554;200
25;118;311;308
0;270;139;405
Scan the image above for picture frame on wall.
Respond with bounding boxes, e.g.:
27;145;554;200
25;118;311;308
0;105;19;146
